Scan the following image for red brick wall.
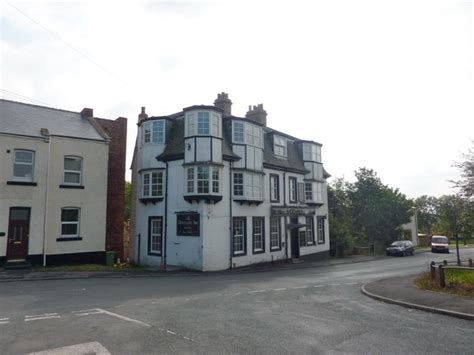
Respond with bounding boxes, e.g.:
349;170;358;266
95;116;127;260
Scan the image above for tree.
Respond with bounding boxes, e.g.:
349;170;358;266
348;168;413;246
124;181;132;221
452;141;474;198
415;195;438;234
328;178;353;256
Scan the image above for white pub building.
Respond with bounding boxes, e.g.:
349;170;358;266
130;93;330;271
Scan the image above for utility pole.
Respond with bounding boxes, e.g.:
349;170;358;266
452;200;461;266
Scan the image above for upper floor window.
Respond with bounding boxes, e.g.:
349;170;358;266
64;156;82;185
246;123;262;147
197;112;210;134
315;182;323;202
233;121;244;143
305;182;313;201
13;150;34;182
186;166;220;194
233;172;263;200
233;172;244;196
142;171;163;198
274;136;287;157
143;120;165;144
270;174;279;202
303;144;321;162
211;113;220;136
289;177;297;203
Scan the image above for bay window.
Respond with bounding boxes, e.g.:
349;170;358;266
233;172;244;196
142;171;163;197
143;120;165;144
289;177;297;203
186;166;221;195
197;112;210;134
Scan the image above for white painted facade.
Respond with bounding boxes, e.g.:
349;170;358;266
131;96;330;271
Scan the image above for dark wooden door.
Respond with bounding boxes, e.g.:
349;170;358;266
290;217;300;258
6;208;30;260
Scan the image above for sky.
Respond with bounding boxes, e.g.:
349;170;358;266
1;0;472;198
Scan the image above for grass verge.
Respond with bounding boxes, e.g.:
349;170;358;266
415;271;474;297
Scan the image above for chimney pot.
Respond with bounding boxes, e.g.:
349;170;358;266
214;92;232;116
138;106;148;122
246;103;267;127
80;108;93;118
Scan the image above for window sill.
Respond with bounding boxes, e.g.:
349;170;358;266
59;184;85;189
233;198;264;206
232;252;246;257
139;197;164;205
148;252;162;256
7;181;37;186
184;195;222;204
270;247;282;252
306;201;324;207
252;249;265;255
56;237;82;242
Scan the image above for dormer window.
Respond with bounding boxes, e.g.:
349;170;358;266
143;120;165;144
185;110;221;137
233;122;244;143
274;136;287;157
302;143;321;162
232;121;262;147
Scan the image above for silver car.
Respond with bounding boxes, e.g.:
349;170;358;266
431;235;449;253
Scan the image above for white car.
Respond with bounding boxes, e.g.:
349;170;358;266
431;235;449;253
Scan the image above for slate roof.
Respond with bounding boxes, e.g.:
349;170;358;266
262;128;307;173
0;99;106;141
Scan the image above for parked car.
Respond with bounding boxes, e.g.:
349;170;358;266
431;235;449;253
386;241;414;256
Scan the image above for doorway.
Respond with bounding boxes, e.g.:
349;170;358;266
6;207;30;260
290;217;300;258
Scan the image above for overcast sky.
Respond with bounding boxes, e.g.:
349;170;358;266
1;0;472;198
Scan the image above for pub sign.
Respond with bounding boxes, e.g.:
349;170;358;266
177;213;200;236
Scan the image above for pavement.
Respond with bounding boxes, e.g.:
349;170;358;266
1;251;473;322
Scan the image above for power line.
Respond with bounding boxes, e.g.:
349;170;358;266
0;88;54;107
5;0;128;86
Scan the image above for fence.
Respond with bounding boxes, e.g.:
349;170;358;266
429;259;474;288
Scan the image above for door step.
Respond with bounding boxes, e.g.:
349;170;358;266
4;259;32;270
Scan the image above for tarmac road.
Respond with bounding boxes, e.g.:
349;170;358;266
1;248;473;354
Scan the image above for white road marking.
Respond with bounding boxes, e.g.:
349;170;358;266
248;290;266;293
292;286;309;289
272;288;287;291
346;282;358;285
95;308;151;327
234;292;242;296
0;321;9;325
328;283;341;286
183;336;190;340
25;313;60;322
0;318;9;321
28;341;111;355
166;330;176;335
73;310;102;316
313;285;324;288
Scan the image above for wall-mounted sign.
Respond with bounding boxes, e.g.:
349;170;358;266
0;232;5;237
271;206;315;217
177;213;200;236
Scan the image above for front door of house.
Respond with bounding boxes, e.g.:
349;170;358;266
290;217;300;258
6;208;30;260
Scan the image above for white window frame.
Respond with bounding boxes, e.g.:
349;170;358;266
186;113;195;136
233;218;246;255
317;216;326;244
303;144;322;162
233;121;244;143
186;166;221;195
306;216;315;245
274;136;287;157
143;120;165;144
149;217;163;255
233;172;244;196
252;217;264;253
248;173;263;200
142;171;164;198
211;113;220;137
270;174;279;202
315;182;323;203
60;207;80;238
289;177;297;203
212;167;219;193
63;156;83;185
187;167;194;193
13;149;34;182
305;182;313;201
270;217;281;250
197;112;210;135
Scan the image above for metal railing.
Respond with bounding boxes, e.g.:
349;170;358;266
429;259;473;288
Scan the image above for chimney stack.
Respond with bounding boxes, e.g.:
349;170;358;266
138;106;148;122
80;108;93;119
214;92;232;116
246;104;267;126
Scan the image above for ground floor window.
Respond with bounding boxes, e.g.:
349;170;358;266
317;216;326;244
299;230;306;247
270;217;281;251
60;208;80;238
149;216;163;255
306;216;315;245
233;217;246;256
252;217;265;254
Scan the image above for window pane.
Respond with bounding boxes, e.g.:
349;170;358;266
62;209;79;222
152;121;165;143
197;112;209;134
64;172;80;184
65;157;81;171
61;224;78;235
143;123;151;143
15;151;33;163
10;209;29;220
13;164;33;178
234;122;244;142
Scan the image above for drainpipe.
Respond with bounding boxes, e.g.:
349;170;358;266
283;171;288;263
229;161;233;269
163;162;169;270
136;233;141;265
42;135;52;267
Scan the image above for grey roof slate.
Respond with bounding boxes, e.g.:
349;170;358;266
0;99;106;141
262;128;308;173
